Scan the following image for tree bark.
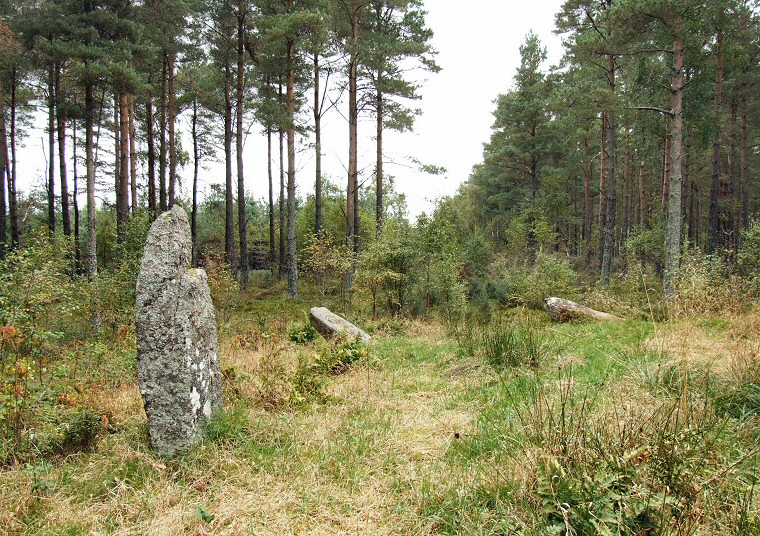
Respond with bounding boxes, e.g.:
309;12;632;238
55;66;71;236
118;93;130;243
9;68;18;247
48;63;56;237
168;51;177;209
146;88;157;217
622;126;631;242
662;116;670;216
583;136;592;263
314;52;323;237
376;79;384;234
740;93;749;233
129;92;137;214
598;112;607;267
268;125;275;275
159;52;168;212
286;37;298;298
639;131;647;229
85;83;97;281
664;37;685;297
0;75;7;259
600;53;616;286
191;98;199;267
237;5;249;289
708;31;723;254
224;64;235;270
73;123;81;270
347;5;360;255
278;82;285;280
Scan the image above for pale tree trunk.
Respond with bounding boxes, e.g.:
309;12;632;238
286;37;298;298
86;82;99;328
740;93;748;232
48;64;56;237
159;52;168;212
73;123;81;269
9;68;19;247
347;5;360;255
729;99;738;251
168;51;177;208
708;31;723;254
0;75;7;259
622;126;631;242
118;93;130;243
191;98;199;266
598;112;607;267
314;52;323;237
56;66;71;236
600;54;617;286
278;81;285;280
583;136;592;263
639;130;647;229
237;5;249;289
224;64;235;270
129;93;137;214
267;125;275;275
662;117;670;216
665;38;685;296
376;82;384;234
146;87;157;217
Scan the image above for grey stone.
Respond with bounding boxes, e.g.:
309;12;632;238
310;306;372;345
544;297;621;322
136;205;222;457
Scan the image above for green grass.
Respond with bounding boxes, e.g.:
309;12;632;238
2;282;759;534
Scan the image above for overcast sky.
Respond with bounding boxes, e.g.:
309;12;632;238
16;0;566;219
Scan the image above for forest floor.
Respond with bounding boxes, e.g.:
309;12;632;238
1;282;759;535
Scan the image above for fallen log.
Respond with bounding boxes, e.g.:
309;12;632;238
544;297;621;322
309;307;372;344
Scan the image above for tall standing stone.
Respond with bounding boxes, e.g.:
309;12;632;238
136;205;222;456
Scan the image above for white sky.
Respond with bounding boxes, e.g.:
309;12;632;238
15;0;566;220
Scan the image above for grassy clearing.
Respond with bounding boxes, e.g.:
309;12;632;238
1;286;759;534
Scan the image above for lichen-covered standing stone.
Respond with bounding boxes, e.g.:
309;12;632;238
136;205;222;456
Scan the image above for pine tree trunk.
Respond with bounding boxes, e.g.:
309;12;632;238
583;136;592;263
286;38;298;299
740;93;749;233
600;54;616;286
347;6;360;255
0;75;9;259
662;117;670;217
118;93;130;243
129;93;137;214
708;32;723;254
159;52;168;212
192;98;199;267
146;90;157;217
278;83;285;280
85;83;97;281
268;125;275;276
598;112;607;267
622;127;631;243
237;6;248;289
664;38;685;296
9;69;18;247
224;64;235;270
729;99;738;251
48;64;56;237
56;67;71;236
639;130;647;229
73;123;81;270
376;82;384;234
314;53;323;238
168;51;177;209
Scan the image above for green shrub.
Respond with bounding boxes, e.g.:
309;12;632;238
288;322;319;344
315;334;368;374
492;253;579;309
